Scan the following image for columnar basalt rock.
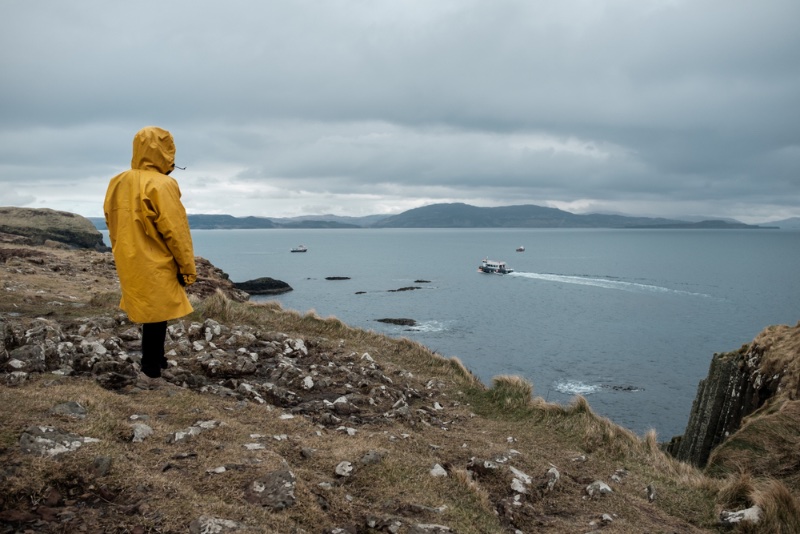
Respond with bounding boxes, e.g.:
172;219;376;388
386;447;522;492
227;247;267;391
668;323;800;471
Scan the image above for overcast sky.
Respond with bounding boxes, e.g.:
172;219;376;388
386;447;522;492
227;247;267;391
1;0;798;223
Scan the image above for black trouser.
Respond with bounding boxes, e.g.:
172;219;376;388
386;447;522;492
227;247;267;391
141;321;168;378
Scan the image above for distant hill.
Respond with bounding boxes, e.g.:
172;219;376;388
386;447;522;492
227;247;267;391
760;217;800;229
269;214;388;227
370;203;774;229
89;214;360;230
88;204;778;231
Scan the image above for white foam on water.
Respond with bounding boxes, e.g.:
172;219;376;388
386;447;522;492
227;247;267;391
509;271;711;297
554;380;601;395
409;320;447;333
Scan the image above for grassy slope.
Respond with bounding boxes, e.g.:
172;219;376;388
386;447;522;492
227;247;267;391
1;243;797;532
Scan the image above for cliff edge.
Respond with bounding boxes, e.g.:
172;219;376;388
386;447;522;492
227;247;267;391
0;206;106;250
668;322;800;487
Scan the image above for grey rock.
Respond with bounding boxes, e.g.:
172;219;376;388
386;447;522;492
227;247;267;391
92;360;137;390
586;480;613;497
429;464;447;477
335;461;354;477
50;401;87;419
8;344;45;373
189;515;254;533
720;505;762;526
19;425;100;457
719;506;763;526
409;524;452;533
243;468;297;510
645;483;656;502
545;466;560;492
91;455;113;477
131;423;154;443
359;450;385;465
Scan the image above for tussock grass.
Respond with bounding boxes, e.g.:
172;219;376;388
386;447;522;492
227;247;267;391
486;374;533;412
749;480;800;534
706;399;800;490
717;471;755;510
714;473;800;533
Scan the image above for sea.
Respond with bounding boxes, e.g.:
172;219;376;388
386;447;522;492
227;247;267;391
157;228;798;439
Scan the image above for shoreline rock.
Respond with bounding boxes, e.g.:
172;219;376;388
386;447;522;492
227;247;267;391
232;276;292;296
376;318;417;327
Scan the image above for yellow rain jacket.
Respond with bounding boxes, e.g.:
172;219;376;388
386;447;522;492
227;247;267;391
104;126;197;323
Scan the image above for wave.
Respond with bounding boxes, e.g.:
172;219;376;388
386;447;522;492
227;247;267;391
509;271;711;297
409;320;447;333
554;380;601;395
553;380;644;396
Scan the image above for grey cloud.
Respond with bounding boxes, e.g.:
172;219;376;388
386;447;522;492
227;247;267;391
0;0;798;222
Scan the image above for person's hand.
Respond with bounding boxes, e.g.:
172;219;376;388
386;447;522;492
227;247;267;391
177;272;186;286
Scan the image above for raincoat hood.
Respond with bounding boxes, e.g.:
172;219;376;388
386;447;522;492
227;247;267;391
131;126;176;175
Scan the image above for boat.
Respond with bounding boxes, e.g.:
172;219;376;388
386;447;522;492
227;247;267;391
478;258;514;274
516;245;525;252
290;245;308;253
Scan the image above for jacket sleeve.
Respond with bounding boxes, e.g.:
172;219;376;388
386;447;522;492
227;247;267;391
147;176;197;280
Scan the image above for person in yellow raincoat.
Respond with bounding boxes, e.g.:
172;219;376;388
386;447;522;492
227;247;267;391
104;126;197;380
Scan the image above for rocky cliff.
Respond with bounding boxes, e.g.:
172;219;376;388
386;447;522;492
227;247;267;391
0;207;106;250
668;322;800;486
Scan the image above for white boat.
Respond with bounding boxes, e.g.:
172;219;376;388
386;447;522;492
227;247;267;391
478;258;513;274
516;245;525;252
290;245;308;253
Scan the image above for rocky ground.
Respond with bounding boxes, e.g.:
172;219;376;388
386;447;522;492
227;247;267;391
0;241;784;533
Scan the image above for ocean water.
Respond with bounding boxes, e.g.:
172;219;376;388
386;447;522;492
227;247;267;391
180;228;800;439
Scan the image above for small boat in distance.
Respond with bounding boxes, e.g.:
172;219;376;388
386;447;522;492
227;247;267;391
290;245;308;253
478;258;514;274
516;245;525;252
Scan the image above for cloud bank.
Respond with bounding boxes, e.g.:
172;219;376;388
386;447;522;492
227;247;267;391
1;0;798;222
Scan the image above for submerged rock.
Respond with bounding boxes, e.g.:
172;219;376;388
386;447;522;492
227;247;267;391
376;318;416;327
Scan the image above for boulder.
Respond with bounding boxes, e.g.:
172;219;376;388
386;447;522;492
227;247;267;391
0;207;106;250
19;426;100;457
243;469;297;510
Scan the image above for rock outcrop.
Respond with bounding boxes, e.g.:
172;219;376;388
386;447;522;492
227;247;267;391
668;322;800;486
232;276;292;295
0;207;106;250
376;318;417;327
190;257;251;302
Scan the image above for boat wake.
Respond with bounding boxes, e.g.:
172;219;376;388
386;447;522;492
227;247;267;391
509;271;711;297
